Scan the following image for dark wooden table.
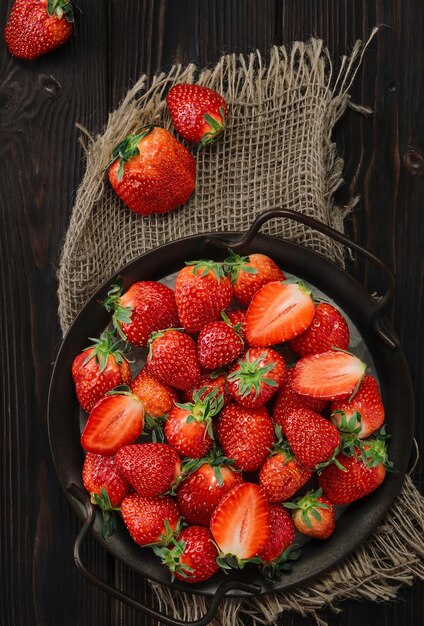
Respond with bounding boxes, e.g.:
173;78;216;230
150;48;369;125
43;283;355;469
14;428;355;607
1;1;423;625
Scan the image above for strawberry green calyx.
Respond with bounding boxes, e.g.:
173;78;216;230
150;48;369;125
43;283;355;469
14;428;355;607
142;414;166;443
185;259;227;282
152;538;193;580
333;410;363;456
361;430;393;469
90;487;120;541
47;0;74;22
284;488;331;529
199;106;227;149
108;126;154;182
216;552;262;572
103;281;133;340
227;352;277;400
83;330;130;372
260;545;301;582
223;250;258;282
144;518;183;550
175;388;224;438
268;426;295;459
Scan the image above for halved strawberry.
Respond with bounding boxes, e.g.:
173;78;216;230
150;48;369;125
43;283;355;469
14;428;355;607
245;281;315;347
210;483;270;566
81;390;144;455
292;350;367;400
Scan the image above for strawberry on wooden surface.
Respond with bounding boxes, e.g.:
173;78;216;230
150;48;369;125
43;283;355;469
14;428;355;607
330;374;385;439
225;252;285;306
81;390;144;456
292;350;367;400
5;0;73;60
154;526;219;583
131;367;178;418
177;457;242;526
175;260;233;334
227;347;286;408
116;443;181;497
103;280;179;347
166;83;228;146
289;303;350;357
319;437;390;505
245;281;315;347
282;407;341;469
259;437;313;503
147;329;201;390
197;311;244;369
285;488;336;540
108;126;196;216
72;331;131;413
272;367;327;428
210;483;270;566
120;493;180;546
217;403;275;471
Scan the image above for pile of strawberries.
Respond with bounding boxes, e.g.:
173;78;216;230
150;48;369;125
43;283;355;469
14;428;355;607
72;252;390;584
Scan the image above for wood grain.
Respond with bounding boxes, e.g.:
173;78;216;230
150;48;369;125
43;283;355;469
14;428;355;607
0;1;422;625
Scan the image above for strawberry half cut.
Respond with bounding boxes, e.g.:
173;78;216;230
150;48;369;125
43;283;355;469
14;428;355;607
210;483;270;568
292;350;367;400
245;281;315;347
81;390;145;455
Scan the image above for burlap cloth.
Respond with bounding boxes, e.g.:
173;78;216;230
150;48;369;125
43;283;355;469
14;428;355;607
58;32;424;625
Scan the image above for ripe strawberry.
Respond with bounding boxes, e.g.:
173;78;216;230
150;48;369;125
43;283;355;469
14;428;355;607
217;403;275;471
177;458;242;526
182;371;231;407
289;303;350;357
164;389;223;458
259;438;313;503
284;488;335;540
166;83;228;146
147;329;201;391
225;309;247;342
225;252;285;306
131;367;178;418
81;390;144;456
120;493;180;545
154;526;219;583
116;443;181;497
227;347;286;408
259;505;295;563
330;374;385;439
5;0;73;60
103;280;179;347
272;368;327;428
197;312;244;369
108;126;195;215
282;407;341;469
210;483;270;566
245;281;315;347
72;332;131;413
175;261;233;334
319;438;389;504
292;350;367;400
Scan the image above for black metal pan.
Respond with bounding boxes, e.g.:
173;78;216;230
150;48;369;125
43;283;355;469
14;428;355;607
48;209;414;626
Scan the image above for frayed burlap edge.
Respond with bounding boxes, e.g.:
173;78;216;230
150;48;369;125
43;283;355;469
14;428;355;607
152;472;424;626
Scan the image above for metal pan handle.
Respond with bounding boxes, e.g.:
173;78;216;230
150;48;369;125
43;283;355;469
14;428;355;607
68;483;261;626
211;208;397;349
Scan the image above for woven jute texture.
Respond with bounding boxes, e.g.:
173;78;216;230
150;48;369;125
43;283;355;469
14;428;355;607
58;33;424;625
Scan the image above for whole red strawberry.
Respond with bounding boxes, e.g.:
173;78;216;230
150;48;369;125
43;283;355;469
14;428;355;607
282;407;341;469
166;84;228;147
103;280;179;347
164;388;223;458
175;261;233;334
259;439;313;503
217;403;275;471
289;303;350;357
227;347;286;408
131;367;178;418
284;488;335;540
108;126;195;215
116;443;181;497
259;505;295;563
225;252;285;306
182;371;231;407
120;493;180;545
197;311;244;369
5;0;73;60
72;331;131;413
330;374;385;439
319;438;389;504
177;458;242;526
147;329;201;390
272;368;327;428
154;526;219;583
